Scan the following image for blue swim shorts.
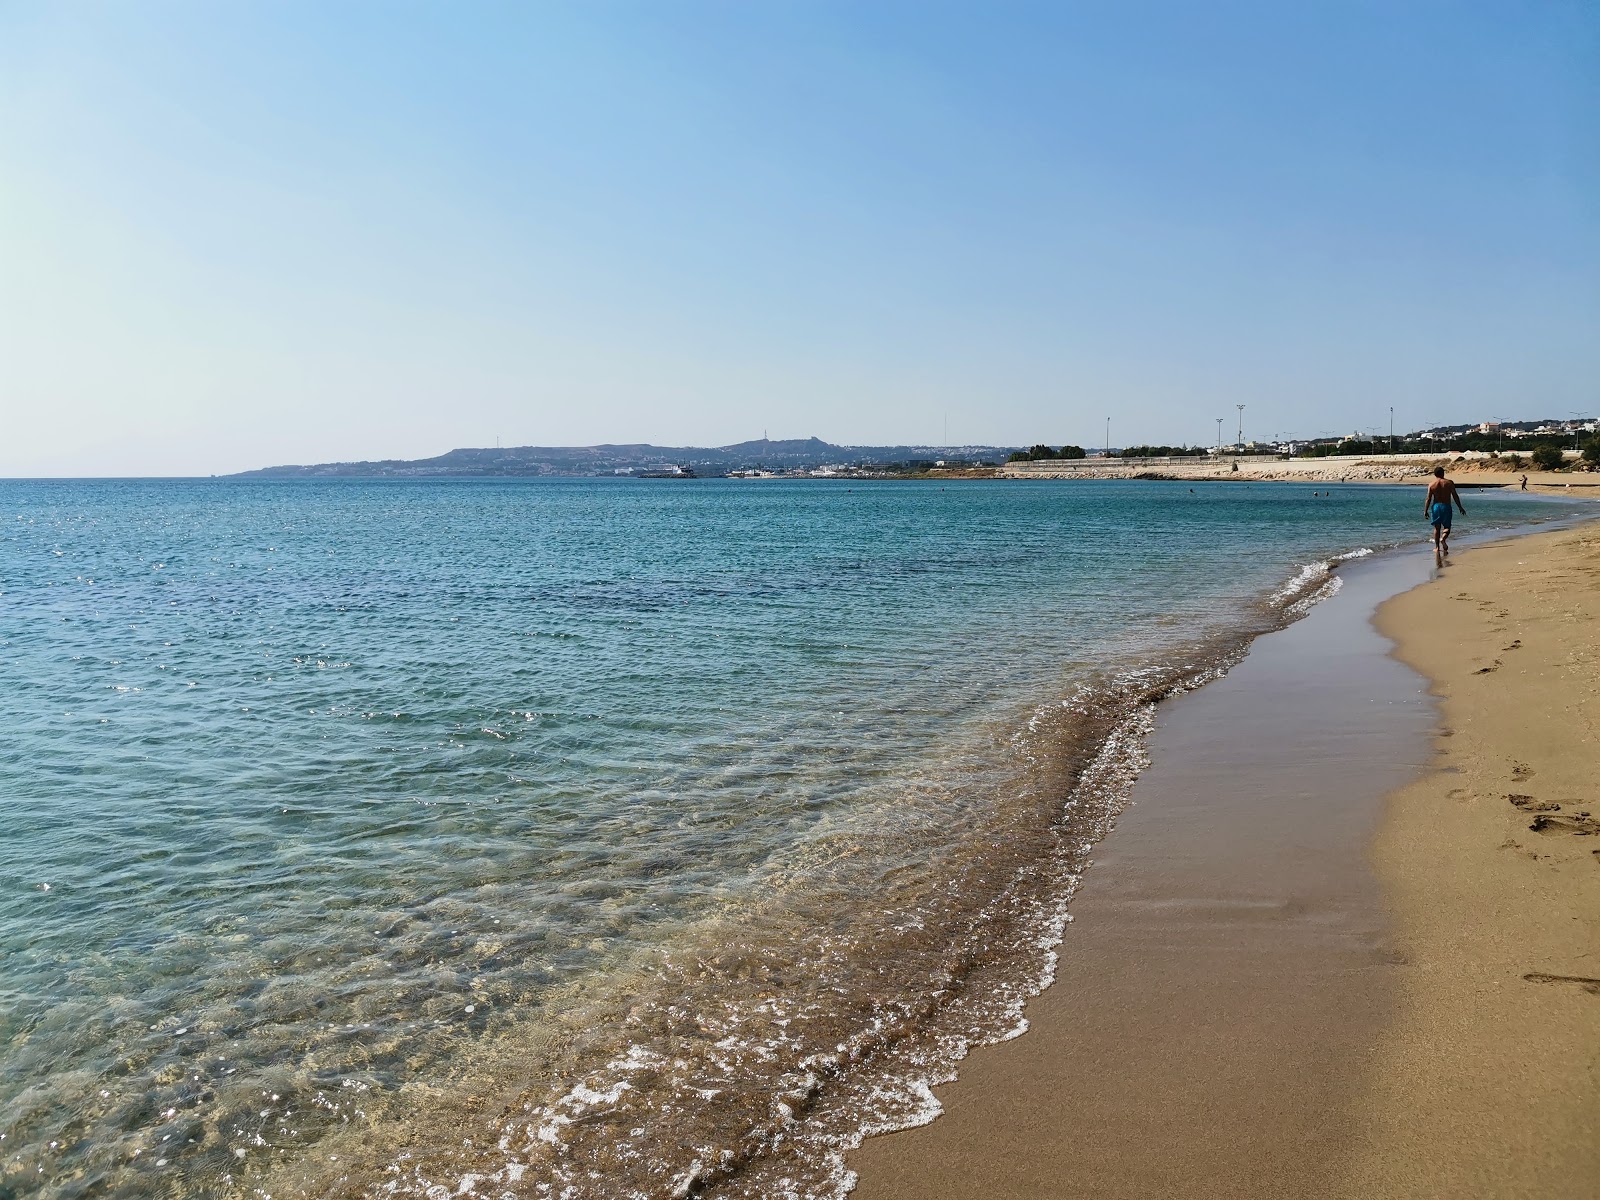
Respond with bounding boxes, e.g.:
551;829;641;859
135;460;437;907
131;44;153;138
1430;502;1452;529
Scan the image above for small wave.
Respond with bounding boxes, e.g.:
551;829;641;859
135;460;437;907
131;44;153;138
1285;574;1343;617
354;644;1258;1200
1270;547;1373;612
84;554;1383;1200
1271;562;1326;604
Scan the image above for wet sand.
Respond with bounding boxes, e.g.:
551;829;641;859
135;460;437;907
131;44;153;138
849;520;1599;1198
849;548;1444;1198
1350;524;1600;1196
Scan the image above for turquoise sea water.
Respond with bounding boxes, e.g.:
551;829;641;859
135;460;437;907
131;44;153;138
1;478;1588;1199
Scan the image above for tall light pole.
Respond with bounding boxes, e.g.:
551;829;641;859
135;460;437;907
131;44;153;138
1105;416;1111;458
1235;404;1246;450
1389;407;1394;455
1215;417;1224;452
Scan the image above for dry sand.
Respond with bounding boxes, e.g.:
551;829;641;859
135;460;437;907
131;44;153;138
1352;524;1600;1197
997;454;1599;492
848;521;1600;1198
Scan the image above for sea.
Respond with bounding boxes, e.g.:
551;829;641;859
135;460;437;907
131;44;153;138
1;477;1588;1200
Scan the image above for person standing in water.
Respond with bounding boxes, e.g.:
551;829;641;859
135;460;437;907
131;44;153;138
1425;466;1466;553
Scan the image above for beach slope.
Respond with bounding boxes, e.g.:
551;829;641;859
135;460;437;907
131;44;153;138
1352;524;1600;1196
849;522;1598;1199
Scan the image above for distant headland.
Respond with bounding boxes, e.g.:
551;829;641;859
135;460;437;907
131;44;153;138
229;437;1020;479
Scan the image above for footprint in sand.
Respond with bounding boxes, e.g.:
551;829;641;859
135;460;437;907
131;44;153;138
1502;639;1523;651
1474;661;1502;674
1511;761;1535;781
1523;972;1600;996
1527;812;1600;836
1507;794;1560;813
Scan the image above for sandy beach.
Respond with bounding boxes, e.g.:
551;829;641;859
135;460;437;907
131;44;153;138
1351;523;1600;1196
996;453;1598;493
849;520;1599;1198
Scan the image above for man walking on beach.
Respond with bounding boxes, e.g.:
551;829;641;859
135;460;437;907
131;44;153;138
1425;466;1466;553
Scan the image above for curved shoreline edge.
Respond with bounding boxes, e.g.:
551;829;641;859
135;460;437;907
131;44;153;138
363;553;1372;1200
847;514;1599;1199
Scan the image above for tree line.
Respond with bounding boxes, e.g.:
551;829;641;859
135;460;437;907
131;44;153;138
1007;444;1087;461
1300;432;1594;460
1006;443;1210;461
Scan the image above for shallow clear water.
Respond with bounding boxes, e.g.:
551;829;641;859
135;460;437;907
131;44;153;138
0;478;1585;1198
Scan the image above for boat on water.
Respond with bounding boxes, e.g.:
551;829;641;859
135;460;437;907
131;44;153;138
637;465;697;478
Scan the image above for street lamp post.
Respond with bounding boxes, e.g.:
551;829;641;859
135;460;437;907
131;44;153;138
1215;417;1224;452
1105;417;1110;458
1235;404;1246;451
1389;407;1394;455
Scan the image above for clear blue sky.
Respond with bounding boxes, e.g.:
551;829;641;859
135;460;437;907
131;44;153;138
2;1;1595;475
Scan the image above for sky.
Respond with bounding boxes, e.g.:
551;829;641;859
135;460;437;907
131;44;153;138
1;1;1596;476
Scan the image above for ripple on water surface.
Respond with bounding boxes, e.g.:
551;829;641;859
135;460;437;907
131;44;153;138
0;478;1587;1197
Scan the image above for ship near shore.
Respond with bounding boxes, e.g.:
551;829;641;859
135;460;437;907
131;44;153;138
636;465;697;478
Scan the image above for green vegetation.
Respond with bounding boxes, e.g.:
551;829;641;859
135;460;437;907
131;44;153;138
1299;431;1579;458
1531;444;1565;471
1115;445;1209;458
1009;444;1086;461
1300;439;1385;457
1002;429;1596;468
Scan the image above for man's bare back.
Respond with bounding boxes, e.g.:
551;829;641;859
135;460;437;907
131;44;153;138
1424;468;1465;551
1425;476;1461;509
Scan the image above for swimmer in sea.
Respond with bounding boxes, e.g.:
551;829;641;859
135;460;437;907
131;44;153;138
1424;466;1466;554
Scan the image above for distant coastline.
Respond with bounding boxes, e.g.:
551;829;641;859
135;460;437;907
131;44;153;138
228;417;1596;483
227;437;1020;480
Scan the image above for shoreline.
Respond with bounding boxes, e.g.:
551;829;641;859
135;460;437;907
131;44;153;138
994;454;1598;491
846;517;1599;1198
6;489;1593;1199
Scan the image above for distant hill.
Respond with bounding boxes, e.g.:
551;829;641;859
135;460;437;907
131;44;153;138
229;437;1018;478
